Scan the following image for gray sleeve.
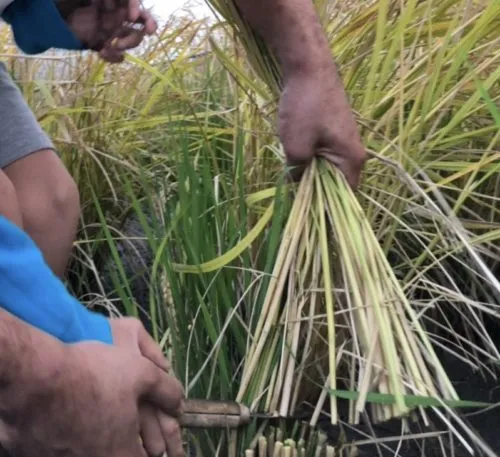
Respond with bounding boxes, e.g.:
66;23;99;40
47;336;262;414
0;62;54;169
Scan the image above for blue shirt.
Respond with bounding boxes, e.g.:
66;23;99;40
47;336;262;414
0;5;111;344
0;215;113;344
1;0;85;54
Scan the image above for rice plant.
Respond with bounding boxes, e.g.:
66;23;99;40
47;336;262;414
160;0;500;455
1;0;499;455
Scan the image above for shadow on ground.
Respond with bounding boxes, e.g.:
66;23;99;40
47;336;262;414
316;317;500;457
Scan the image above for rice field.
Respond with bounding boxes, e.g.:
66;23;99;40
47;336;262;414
1;0;499;455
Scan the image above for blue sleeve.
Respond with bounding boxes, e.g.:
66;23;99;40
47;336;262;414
0;215;113;345
1;0;85;55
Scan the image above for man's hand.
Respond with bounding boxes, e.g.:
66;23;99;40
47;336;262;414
111;318;184;457
57;0;157;63
235;0;366;188
279;63;366;188
0;311;185;457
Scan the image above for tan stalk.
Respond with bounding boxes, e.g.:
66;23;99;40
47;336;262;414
279;295;306;416
267;428;276;457
290;248;320;414
273;442;283;457
238;167;314;401
270;261;298;412
314;167;338;424
259;436;268;457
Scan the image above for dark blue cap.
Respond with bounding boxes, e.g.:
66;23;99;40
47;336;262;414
2;0;86;54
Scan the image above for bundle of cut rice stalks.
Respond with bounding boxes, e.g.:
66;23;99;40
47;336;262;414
235;158;460;425
202;0;472;427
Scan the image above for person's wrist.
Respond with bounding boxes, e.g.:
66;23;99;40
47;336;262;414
0;333;68;435
75;306;114;345
280;27;334;82
284;52;335;86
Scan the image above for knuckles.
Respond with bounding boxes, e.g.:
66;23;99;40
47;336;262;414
160;418;181;440
169;381;185;414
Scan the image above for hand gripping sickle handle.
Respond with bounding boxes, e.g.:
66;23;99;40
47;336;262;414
179;399;252;429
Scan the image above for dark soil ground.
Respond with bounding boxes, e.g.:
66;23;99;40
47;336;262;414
316;318;500;457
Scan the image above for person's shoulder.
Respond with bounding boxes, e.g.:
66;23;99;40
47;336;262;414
1;0;85;54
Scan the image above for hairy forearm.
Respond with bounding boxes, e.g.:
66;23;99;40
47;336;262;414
0;309;36;389
234;0;334;80
0;310;63;421
235;0;365;188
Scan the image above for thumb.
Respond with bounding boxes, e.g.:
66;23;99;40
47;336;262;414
134;358;184;416
128;0;140;22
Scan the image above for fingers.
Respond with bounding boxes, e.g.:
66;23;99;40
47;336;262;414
111;317;170;372
135;358;184;416
99;47;126;63
317;128;366;189
139;404;166;457
280;112;365;188
280;125;316;182
157;410;185;457
124;440;148;457
97;14;157;64
78;7;128;51
97;26;144;63
65;0;155;55
112;26;146;51
125;0;157;34
137;10;158;35
128;0;140;22
97;8;128;46
136;323;170;373
339;149;365;189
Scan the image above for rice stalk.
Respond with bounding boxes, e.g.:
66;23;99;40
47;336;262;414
203;0;462;427
233;156;459;426
245;429;335;457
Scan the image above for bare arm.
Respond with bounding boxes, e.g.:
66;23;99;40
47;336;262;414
233;0;334;80
0;309;64;411
234;0;366;188
0;309;184;457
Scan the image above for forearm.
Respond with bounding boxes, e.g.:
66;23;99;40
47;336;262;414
0;171;23;229
235;0;365;188
0;309;64;420
234;0;334;80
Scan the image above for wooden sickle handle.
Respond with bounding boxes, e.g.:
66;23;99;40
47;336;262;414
179;399;251;429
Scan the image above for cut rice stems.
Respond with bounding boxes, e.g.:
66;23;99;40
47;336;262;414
236;157;457;425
